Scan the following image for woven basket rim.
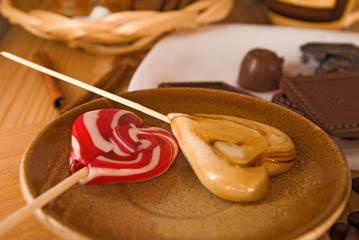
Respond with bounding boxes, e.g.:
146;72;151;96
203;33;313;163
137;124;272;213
0;0;234;55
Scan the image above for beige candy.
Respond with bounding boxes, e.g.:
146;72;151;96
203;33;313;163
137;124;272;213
168;113;296;202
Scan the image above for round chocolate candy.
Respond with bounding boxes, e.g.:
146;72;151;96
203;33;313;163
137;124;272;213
238;48;283;92
345;226;359;240
352;177;359;194
329;222;350;240
348;211;359;229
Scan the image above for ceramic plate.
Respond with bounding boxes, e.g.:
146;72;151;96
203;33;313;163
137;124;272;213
128;24;359;170
21;88;351;240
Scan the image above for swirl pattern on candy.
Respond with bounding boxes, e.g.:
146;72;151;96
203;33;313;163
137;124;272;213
168;113;297;202
70;109;179;185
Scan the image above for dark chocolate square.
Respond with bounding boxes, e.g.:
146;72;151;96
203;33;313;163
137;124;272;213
272;92;306;117
280;72;359;138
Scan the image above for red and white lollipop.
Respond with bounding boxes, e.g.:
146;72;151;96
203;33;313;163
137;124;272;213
69;109;179;185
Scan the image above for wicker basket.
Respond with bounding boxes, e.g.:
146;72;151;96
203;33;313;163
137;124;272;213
0;0;233;55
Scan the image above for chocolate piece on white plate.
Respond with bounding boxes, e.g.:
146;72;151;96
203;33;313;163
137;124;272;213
300;43;359;73
271;91;306;117
280;71;359;138
238;48;283;92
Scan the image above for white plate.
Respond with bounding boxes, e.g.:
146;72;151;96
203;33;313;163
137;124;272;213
129;23;359;170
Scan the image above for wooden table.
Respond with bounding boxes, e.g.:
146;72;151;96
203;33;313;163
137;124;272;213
0;0;358;239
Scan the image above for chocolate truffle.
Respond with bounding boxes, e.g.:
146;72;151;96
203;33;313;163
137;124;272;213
329;222;350;240
348;211;359;229
238;48;283;92
353;177;359;194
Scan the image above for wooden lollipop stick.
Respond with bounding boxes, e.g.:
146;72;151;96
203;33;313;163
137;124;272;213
0;167;88;236
0;51;170;124
59;64;130;113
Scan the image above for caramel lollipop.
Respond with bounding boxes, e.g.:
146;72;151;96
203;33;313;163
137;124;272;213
169;113;296;202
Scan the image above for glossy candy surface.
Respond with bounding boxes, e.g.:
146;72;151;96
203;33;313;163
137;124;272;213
168;113;297;202
70;109;179;185
238;48;283;92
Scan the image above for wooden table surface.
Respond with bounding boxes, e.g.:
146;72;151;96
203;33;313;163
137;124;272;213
0;0;358;239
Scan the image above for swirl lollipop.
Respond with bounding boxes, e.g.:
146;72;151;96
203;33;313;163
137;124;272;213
168;113;296;202
70;109;179;185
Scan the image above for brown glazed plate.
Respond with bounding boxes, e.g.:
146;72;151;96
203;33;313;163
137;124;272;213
20;88;351;240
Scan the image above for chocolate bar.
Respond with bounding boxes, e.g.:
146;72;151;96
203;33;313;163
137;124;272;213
158;81;255;97
280;72;359;138
272;92;305;116
300;43;359;73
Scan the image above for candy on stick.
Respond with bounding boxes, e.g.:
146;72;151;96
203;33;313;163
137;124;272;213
0;52;297;235
0;108;179;235
0;52;178;235
70;109;179;185
168;113;297;202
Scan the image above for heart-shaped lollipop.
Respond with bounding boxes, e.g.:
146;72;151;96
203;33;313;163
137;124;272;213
168;113;297;202
70;109;179;185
